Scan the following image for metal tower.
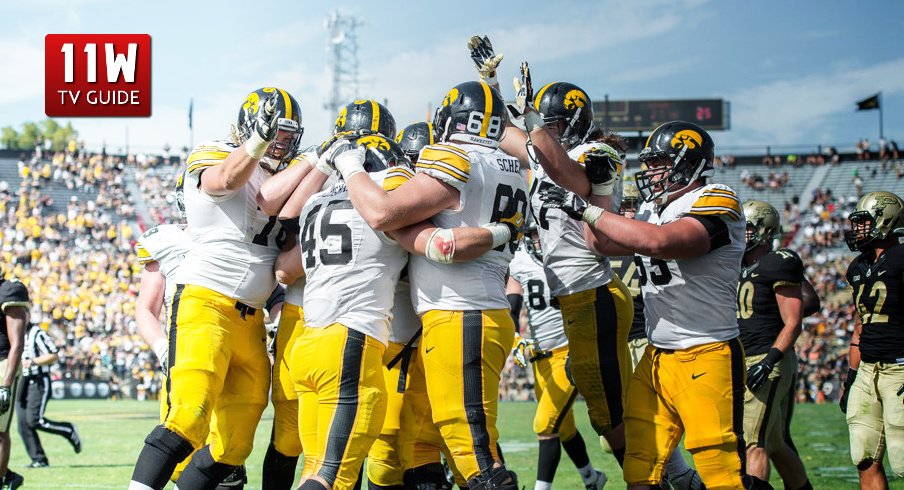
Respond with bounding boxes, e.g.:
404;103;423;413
324;10;363;114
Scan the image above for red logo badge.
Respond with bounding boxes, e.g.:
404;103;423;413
45;34;151;117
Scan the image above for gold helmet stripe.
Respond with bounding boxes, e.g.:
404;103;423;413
479;82;492;137
277;89;292;120
370;100;381;132
427;122;435;144
534;83;555;112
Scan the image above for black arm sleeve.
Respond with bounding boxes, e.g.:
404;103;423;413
507;293;523;334
687;214;731;251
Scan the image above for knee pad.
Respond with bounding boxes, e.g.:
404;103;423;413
466;466;518;490
403;463;452;490
145;425;195;461
742;474;775;490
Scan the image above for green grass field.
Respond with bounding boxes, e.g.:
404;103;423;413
6;399;903;489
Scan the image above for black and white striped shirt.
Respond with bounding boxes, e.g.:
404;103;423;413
23;325;57;378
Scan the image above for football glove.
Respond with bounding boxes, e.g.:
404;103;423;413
746;348;783;392
583;147;622;197
840;368;857;414
511;62;544;132
498;209;525;242
244;92;282;159
540;186;605;226
511;337;530;368
332;145;366;181
468;35;503;86
0;387;10;415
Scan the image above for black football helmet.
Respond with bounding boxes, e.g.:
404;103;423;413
236;87;303;172
533;82;593;148
334;99;396;137
635;120;715;204
433;81;508;146
395;122;435;162
174;169;187;220
350;133;412;173
521;221;542;261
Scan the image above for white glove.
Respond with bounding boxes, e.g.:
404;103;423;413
512;62;543;131
333;146;366;181
512;337;530;368
468;35;504;86
244;92;282;159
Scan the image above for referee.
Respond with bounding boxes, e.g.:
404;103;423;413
16;324;81;467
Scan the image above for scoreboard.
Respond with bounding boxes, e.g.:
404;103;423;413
592;99;728;132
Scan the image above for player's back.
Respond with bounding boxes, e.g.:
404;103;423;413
301;170;408;344
634;183;745;349
738;249;804;356
177;139;288;308
136;223;191;305
846;243;904;362
509;248;567;352
410;142;527;313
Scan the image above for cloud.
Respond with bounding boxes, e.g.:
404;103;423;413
0;39;43;104
724;57;904;146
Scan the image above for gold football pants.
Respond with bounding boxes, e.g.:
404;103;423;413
420;309;514;481
271;302;305;457
556;277;633;435
292;323;387;489
531;345;578;440
624;339;747;489
162;284;270;466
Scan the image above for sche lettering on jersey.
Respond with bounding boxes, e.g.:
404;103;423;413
846;243;904;364
737;249;803;356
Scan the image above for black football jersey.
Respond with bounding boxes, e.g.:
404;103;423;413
610;256;645;341
846;243;904;363
737;249;804;356
0;279;30;360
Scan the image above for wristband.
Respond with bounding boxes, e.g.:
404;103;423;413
425;228;456;264
764;347;784;366
582;205;604;227
483;223;512;248
244;131;270;160
590;181;616;197
152;337;168;363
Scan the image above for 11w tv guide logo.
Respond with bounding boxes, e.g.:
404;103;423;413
45;34;151;117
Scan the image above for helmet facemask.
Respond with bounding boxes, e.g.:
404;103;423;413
635;150;702;205
521;225;542;261
260;120;304;174
845;211;877;252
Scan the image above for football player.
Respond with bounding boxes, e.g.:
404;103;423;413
737;200;812;490
841;191;904;489
278;134;517;489
129;87;303;490
396;122;435;163
480;52;634;465
328;81;527;489
610;180;703;490
507;224;608;490
542;121;757;489
0;274;28;490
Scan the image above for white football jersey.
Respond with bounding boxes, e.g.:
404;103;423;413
527;142;621;297
136;224;191;306
409;143;528;313
509;248;568;352
176;140;288;308
390;273;422;345
634;183;745;349
300;170;408;345
284;278;304;308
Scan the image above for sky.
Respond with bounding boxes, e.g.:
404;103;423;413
1;0;902;156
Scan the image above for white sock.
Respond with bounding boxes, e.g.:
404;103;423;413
534;481;552;490
665;448;691;478
577;463;596;484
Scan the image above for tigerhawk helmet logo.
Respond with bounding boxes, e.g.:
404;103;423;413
334;107;348;128
442;88;460;107
563;89;588;110
357;135;390;151
671;129;703;150
242;93;260;115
